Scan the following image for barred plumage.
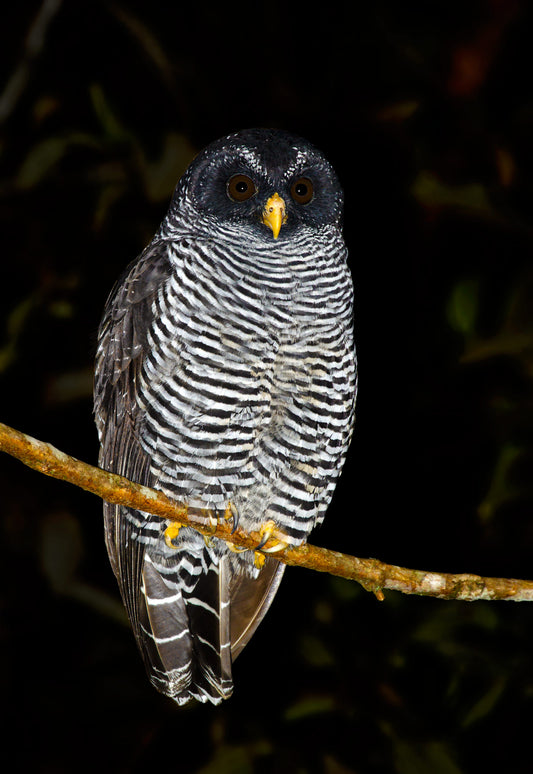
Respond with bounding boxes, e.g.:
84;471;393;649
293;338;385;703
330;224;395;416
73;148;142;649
94;128;357;705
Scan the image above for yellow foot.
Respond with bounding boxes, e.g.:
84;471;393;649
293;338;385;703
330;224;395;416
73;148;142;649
254;551;266;569
164;523;181;549
256;520;289;553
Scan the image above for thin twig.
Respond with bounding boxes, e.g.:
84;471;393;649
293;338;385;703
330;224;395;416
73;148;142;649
1;420;532;602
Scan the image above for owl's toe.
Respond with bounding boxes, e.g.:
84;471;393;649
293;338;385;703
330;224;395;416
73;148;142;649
256;519;289;553
164;523;181;549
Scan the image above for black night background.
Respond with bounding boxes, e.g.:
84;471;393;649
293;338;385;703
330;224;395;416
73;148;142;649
1;2;532;772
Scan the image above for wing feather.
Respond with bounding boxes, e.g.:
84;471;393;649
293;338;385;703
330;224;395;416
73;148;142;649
94;241;174;679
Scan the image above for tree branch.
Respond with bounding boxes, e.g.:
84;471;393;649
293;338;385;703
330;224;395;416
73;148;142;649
1;420;532;602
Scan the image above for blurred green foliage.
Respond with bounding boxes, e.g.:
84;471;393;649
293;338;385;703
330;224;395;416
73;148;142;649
1;1;533;772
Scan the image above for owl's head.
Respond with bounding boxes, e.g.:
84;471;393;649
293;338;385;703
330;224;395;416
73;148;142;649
170;128;344;242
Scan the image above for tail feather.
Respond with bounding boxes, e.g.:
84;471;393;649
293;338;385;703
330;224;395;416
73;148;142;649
228;556;285;659
140;556;194;699
140;552;233;704
185;561;233;702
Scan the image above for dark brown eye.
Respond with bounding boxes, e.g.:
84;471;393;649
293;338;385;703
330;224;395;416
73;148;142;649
227;174;257;202
290;177;314;204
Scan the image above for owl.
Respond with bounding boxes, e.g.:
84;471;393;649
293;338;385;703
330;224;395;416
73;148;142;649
94;128;357;704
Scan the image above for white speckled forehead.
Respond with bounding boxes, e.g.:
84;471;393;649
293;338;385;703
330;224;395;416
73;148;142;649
227;144;265;173
221;142;316;182
285;147;309;177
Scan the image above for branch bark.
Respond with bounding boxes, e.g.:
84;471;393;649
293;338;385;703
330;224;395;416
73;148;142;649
1;420;532;602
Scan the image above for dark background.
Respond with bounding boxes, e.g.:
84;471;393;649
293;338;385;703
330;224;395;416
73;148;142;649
1;1;532;772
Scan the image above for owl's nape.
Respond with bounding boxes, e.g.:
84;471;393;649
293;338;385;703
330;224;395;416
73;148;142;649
94;128;357;704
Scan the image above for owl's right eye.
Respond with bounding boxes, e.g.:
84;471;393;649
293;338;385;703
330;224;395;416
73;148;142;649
227;174;257;202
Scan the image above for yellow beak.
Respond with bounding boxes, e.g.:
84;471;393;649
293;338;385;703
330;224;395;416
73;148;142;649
262;193;287;239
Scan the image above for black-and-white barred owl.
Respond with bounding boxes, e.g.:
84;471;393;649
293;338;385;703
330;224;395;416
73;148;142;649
94;128;357;705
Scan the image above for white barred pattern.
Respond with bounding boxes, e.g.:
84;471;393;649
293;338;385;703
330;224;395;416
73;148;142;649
138;224;355;542
95;128;357;706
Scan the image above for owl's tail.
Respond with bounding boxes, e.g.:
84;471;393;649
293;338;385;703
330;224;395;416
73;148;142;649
137;543;286;705
139;552;234;705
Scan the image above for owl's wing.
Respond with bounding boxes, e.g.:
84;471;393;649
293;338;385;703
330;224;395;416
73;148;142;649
95;242;239;704
94;241;179;681
226;556;285;660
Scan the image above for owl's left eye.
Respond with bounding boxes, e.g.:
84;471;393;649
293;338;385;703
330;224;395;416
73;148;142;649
227;174;257;202
290;177;314;204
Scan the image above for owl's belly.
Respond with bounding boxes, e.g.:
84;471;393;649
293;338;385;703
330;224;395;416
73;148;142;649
137;318;353;545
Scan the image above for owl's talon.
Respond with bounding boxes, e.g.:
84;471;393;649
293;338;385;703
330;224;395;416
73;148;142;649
261;539;289;553
208;512;218;534
256;520;289;552
164;523;181;549
256;519;276;549
227;542;247;553
254;551;266;569
224;501;240;534
202;512;219;546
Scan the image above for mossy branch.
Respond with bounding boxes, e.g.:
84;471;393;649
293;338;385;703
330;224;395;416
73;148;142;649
1;420;532;602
